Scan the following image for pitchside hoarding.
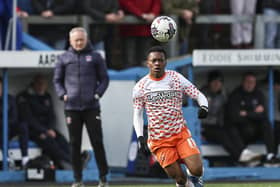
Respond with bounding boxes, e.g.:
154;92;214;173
0;51;63;68
193;49;280;66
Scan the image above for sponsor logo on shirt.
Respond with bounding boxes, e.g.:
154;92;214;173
145;90;181;102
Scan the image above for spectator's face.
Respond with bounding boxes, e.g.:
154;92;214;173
242;75;256;92
33;79;48;95
209;79;223;93
69;31;87;51
275;83;280;92
146;52;166;78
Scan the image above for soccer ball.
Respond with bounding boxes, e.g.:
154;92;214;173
151;16;177;42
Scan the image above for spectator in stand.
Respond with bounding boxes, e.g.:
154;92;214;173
273;71;280;159
201;70;263;166
0;0;23;50
16;7;29;18
18;0;33;16
17;74;72;170
256;0;264;14
259;70;280;159
162;0;199;55
230;0;257;49
30;0;74;49
197;0;216;49
227;72;280;167
0;77;29;168
118;0;161;68
82;0;124;64
263;0;280;48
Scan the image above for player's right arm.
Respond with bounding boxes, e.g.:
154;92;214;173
132;83;150;156
133;108;144;137
132;84;144;137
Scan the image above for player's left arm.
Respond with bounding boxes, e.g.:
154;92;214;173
133;107;144;137
177;72;208;118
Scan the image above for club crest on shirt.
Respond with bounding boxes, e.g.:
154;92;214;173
66;116;72;125
168;82;174;89
85;55;92;62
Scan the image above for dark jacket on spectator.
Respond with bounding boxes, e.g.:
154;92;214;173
83;0;120;21
263;0;280;10
201;86;227;127
227;86;267;124
53;43;109;111
162;0;199;42
83;0;120;43
0;0;22;50
31;0;74;14
0;95;18;127
17;87;55;134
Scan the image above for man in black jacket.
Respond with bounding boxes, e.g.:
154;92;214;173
0;77;29;168
17;74;72;170
53;27;110;187
201;71;263;166
227;72;280;166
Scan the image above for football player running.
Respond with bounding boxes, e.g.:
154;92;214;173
133;46;208;187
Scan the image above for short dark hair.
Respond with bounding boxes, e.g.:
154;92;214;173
207;70;224;83
146;45;167;59
242;71;256;81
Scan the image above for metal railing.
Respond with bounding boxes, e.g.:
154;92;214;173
20;14;280;54
195;14;280;49
20;15;179;57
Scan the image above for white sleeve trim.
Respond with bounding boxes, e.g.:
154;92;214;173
133;108;144;137
197;91;208;108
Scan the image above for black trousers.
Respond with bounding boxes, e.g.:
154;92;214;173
202;125;245;161
65;109;108;182
203;118;276;161
232;118;276;154
274;121;280;153
30;129;71;168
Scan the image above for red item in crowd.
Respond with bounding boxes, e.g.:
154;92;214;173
118;0;161;37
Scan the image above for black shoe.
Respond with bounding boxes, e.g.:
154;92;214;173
81;150;91;169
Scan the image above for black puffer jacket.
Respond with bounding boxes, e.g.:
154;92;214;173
31;0;74;14
227;86;267;124
263;0;280;10
53;43;109;111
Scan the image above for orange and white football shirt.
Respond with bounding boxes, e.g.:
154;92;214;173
133;70;208;141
